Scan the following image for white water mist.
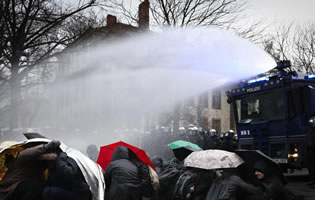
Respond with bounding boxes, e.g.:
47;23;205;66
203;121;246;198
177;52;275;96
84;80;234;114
6;27;276;152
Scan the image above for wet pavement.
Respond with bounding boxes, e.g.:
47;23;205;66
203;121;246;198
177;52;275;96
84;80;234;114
285;169;315;200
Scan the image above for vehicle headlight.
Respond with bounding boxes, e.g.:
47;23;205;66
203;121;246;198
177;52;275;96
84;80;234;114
288;153;299;158
309;116;315;127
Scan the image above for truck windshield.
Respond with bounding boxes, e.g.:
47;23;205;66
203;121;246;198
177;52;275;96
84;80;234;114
236;88;286;123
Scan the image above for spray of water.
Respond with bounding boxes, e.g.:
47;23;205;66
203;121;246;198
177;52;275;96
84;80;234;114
6;27;277;152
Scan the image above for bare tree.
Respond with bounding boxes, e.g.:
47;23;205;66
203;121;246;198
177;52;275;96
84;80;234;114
62;9;107;40
260;22;315;74
293;23;315;73
261;23;295;63
105;0;245;28
0;0;96;129
232;20;269;44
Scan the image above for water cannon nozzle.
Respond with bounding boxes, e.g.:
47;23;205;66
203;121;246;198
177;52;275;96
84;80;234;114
276;60;291;70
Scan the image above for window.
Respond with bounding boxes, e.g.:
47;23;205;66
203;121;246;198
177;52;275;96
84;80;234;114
199;92;209;107
287;86;309;119
212;90;221;109
236;88;286;123
212;118;221;133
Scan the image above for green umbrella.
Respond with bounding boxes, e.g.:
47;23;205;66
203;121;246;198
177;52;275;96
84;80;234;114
167;140;202;150
167;140;202;161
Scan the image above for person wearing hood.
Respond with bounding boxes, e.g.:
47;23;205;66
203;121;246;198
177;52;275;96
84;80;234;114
0;140;60;200
148;155;165;200
104;146;153;200
206;168;265;200
42;151;91;200
150;156;164;175
86;144;99;162
254;160;288;200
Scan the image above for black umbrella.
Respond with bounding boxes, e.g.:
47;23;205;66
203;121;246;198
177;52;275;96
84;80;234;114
172;146;199;161
235;149;287;185
168;140;202;161
23;132;47;139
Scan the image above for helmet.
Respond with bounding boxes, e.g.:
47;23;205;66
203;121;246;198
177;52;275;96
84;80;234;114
192;126;198;131
233;134;238;141
227;130;234;137
188;124;194;130
179;127;186;134
209;129;216;136
224;132;229;137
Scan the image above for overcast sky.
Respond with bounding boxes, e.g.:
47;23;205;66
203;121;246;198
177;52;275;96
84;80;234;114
69;0;315;26
248;0;315;22
113;0;315;30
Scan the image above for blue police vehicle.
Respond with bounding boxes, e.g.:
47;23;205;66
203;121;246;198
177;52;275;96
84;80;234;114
226;61;315;169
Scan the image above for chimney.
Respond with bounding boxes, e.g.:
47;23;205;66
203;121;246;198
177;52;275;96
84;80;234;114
107;15;117;27
138;0;149;29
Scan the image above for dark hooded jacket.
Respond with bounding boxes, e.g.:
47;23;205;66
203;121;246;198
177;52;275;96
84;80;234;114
104;146;153;200
205;170;265;200
254;160;288;200
151;155;164;175
158;167;182;200
44;152;91;200
0;144;47;200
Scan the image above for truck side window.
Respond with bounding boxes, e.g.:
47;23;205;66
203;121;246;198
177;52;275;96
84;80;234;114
301;87;309;112
287;90;295;119
287;86;308;119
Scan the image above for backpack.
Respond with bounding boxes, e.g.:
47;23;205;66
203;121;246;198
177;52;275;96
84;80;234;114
159;167;182;200
206;176;229;200
173;170;200;200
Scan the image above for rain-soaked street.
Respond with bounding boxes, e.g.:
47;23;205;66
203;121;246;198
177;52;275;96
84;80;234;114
286;169;315;200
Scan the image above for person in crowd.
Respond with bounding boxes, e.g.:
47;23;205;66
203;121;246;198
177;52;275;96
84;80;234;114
158;166;182;200
104;146;153;200
206;168;265;200
196;129;206;149
254;160;288;200
148;155;166;200
219;132;225;144
86;144;99;162
191;169;216;200
232;134;239;148
165;157;185;170
0;140;60;200
42;151;91;200
220;130;237;151
205;129;221;149
151;155;164;175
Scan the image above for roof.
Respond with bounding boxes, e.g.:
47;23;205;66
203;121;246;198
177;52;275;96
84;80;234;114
64;22;142;51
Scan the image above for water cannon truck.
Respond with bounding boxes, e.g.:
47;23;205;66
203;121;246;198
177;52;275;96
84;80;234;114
226;60;315;170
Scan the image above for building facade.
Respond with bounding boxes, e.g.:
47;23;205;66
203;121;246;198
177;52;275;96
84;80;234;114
54;0;234;134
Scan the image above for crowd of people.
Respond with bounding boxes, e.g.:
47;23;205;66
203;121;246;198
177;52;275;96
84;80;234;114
89;127;287;200
137;128;238;161
0;141;91;200
0;128;289;200
102;149;288;200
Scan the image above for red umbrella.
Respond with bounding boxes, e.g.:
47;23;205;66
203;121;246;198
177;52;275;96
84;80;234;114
96;141;155;171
